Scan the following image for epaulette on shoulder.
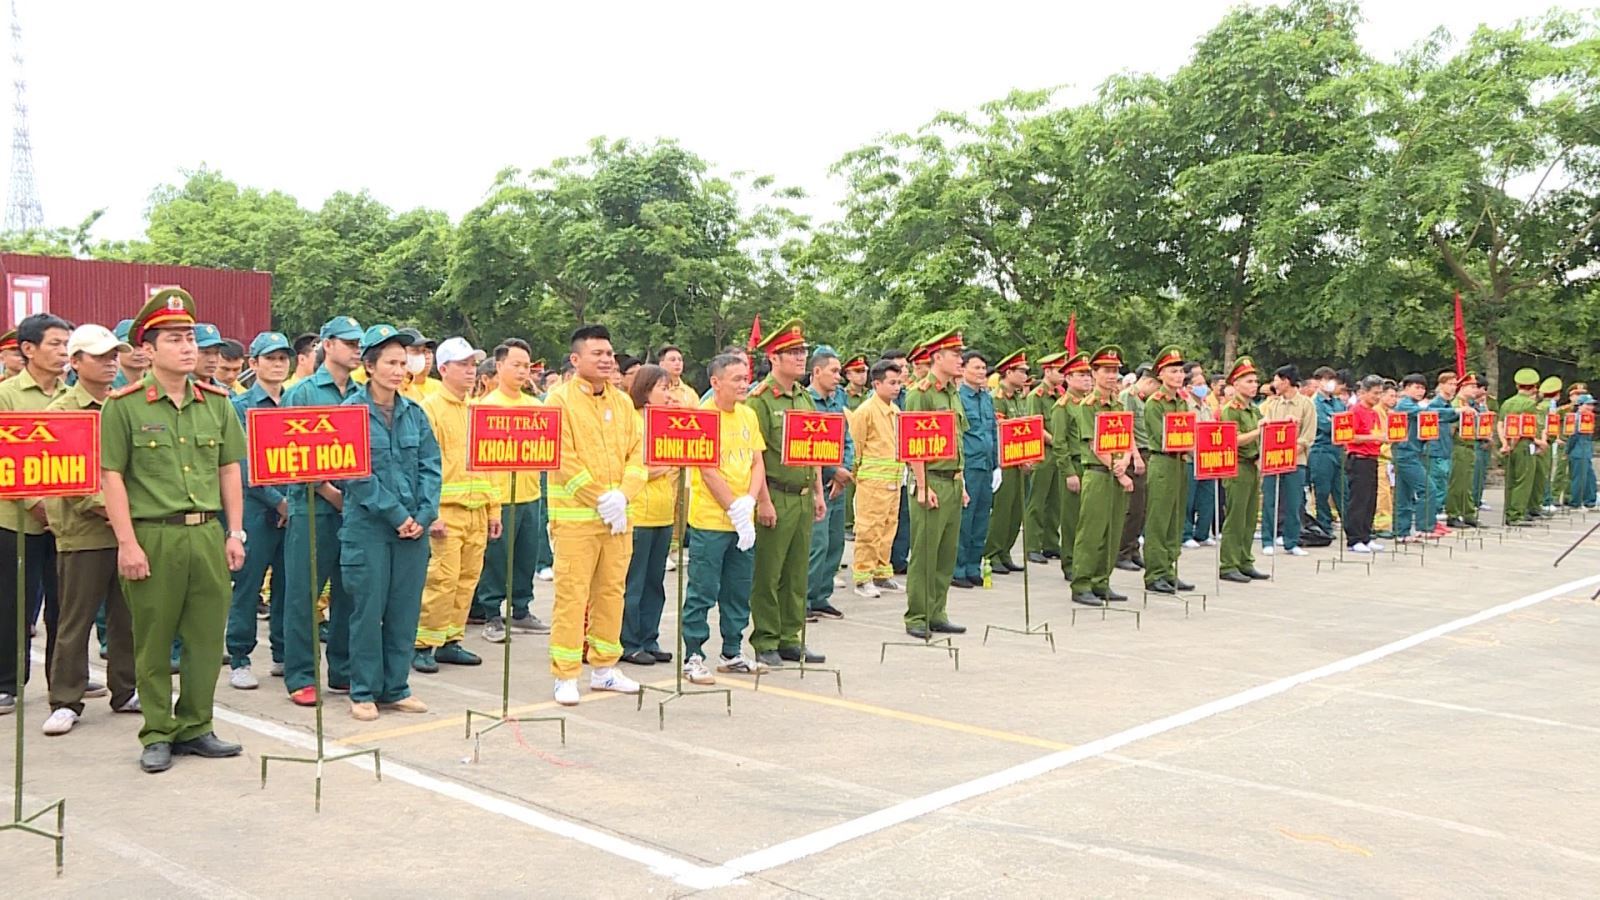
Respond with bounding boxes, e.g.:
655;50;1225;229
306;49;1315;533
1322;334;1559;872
748;381;769;397
196;381;232;396
108;382;144;399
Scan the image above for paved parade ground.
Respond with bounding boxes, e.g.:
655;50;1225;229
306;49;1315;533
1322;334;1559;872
8;492;1600;897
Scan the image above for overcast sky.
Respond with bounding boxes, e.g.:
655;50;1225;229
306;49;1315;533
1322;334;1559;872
7;0;1571;241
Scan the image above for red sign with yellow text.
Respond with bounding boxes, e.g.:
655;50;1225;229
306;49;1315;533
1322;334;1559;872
1385;412;1408;443
1547;412;1561;437
782;410;846;467
1193;421;1238;480
1476;410;1496;440
246;405;371;486
1331;410;1355;446
1563;413;1578;438
896;411;958;463
1458;409;1476;439
999;415;1046;468
1093;411;1135;457
467;404;561;471
1516;413;1537;439
0;411;99;500
1261;421;1298;476
1162;412;1196;453
1418;410;1440;442
1582;410;1595;436
643;406;720;468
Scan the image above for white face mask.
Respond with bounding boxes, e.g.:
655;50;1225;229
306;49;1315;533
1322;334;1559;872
406;354;427;375
1323;379;1337;394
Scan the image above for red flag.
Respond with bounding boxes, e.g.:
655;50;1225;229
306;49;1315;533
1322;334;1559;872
747;314;762;351
1063;313;1077;356
1452;292;1467;378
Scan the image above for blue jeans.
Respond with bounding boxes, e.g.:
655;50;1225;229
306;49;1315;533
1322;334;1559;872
1260;467;1306;549
1186;473;1220;541
682;528;754;661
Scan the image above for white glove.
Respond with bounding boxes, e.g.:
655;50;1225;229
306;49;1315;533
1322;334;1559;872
728;494;756;526
991;469;1003;493
608;509;629;535
596;490;627;526
735;521;756;552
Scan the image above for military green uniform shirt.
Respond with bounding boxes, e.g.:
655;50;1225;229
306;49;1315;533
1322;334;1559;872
1218;398;1262;574
0;369;66;533
1140;390;1190;586
1025;384;1065;553
1068;391;1130;595
746;376;820;652
904;375;967;628
983;385;1031;566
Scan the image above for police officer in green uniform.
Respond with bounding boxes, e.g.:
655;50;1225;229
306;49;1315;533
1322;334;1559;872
1445;373;1484;527
280;315;365;705
1067;346;1137;606
747;319;828;667
1024;353;1067;562
1497;367;1543;525
983;350;1031;573
1218;357;1268;583
1051;352;1093;582
1533;376;1562;515
842;353;870;535
904;329;969;637
1141;346;1196;594
100;288;248;773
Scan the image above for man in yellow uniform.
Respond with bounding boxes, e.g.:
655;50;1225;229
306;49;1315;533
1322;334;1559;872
545;324;648;705
414;337;498;672
850;359;905;597
400;328;441;403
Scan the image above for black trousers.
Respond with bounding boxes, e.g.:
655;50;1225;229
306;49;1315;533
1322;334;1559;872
0;527;59;695
1345;456;1378;547
1118;469;1148;561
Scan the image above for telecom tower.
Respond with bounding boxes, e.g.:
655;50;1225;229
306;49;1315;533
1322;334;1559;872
4;0;41;232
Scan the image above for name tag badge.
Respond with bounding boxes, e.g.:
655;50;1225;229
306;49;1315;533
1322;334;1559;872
140;423;167;432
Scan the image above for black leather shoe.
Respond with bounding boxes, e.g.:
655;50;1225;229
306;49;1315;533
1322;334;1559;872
1243;568;1270;580
1220;570;1252;584
1000;557;1022;571
1131;554;1145;568
173;732;243;758
1098;588;1129;602
951;577;974;589
1027;552;1048;564
905;626;930;639
778;646;826;664
1115;559;1142;572
756;650;785;668
1173;578;1196;592
1461;519;1479;528
140;742;173;774
930;621;966;634
649;649;674;663
621;650;657;666
1071;592;1103;607
1446;517;1466;528
1043;549;1062;560
893;565;908;575
1146;579;1176;594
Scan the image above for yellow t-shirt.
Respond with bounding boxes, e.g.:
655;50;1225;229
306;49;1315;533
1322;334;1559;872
628;410;680;528
688;400;764;531
471;386;544;503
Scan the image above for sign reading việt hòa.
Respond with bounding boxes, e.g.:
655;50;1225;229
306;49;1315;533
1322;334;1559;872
468;405;562;471
246;406;371;485
0;411;100;499
781;410;846;467
998;415;1046;467
644;406;721;467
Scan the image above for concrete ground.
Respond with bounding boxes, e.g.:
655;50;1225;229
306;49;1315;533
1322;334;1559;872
7;488;1600;898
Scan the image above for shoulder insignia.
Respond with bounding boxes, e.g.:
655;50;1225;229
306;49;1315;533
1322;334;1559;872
196;380;231;397
109;382;144;399
748;381;769;397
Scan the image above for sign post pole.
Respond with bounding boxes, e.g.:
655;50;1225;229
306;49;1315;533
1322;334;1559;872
1070;409;1142;628
878;409;961;667
983;415;1052;648
636;406;732;726
258;405;381;809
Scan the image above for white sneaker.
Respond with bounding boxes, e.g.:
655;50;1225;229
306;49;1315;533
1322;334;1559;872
1182;539;1200;549
553;679;580;706
536;567;555;582
1288;546;1309;557
874;578;905;592
1202;538;1218;547
1368;540;1386;552
853;581;881;599
1260;545;1275;556
683;654;715;685
41;708;78;736
833;576;846;590
1349;542;1372;554
589;667;641;695
229;666;259;690
1479;502;1493;511
1274;536;1285;547
665;556;677;571
115;695;141;714
716;653;770;675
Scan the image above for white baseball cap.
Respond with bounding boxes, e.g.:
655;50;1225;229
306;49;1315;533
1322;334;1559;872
67;324;134;357
435;336;486;369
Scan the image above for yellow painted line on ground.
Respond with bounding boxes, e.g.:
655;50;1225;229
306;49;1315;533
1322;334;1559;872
335;680;664;745
1276;826;1374;857
721;679;1074;751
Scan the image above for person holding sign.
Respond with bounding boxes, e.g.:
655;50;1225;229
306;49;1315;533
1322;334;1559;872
1446;373;1486;527
849;360;905;598
1066;345;1138;606
1533;376;1564;515
805;346;855;618
1389;374;1431;542
1343;375;1387;553
1024;353;1068;563
1052;352;1094;581
1565;393;1597;508
223;331;294;691
983;349;1030;575
620;365;678;666
545;324;647;706
1497;368;1543;526
1309;367;1348;535
339;326;441;721
280;315;364;707
100;288;248;773
1422;372;1461;535
413;337;497;674
954;351;996;590
39;324;138;736
1259;365;1315;556
1141;346;1196;594
1217;358;1267;583
903;329;970;638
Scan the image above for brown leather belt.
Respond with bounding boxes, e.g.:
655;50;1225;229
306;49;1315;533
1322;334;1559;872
765;479;811;496
136;512;216;526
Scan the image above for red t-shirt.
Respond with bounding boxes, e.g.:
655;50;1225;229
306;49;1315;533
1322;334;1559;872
1348;402;1381;458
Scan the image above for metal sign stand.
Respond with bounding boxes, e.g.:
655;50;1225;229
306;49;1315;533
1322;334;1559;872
261;485;381;811
640;470;732;726
984;469;1054;650
2;507;64;872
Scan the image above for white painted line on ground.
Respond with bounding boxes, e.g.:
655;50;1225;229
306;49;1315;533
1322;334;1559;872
206;706;736;890
714;574;1600;882
1325;688;1600;735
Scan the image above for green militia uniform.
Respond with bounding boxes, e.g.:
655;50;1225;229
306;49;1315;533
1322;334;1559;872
1051;388;1090;580
1024;383;1065;555
1499;390;1539;524
905;375;968;629
1445;396;1484;526
1218;397;1262;576
983;384;1031;567
1140;388;1190;588
746;375;819;653
1067;390;1129;597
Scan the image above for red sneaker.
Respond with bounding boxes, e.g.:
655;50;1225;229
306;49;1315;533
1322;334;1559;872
1432;524;1452;536
289;686;318;706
